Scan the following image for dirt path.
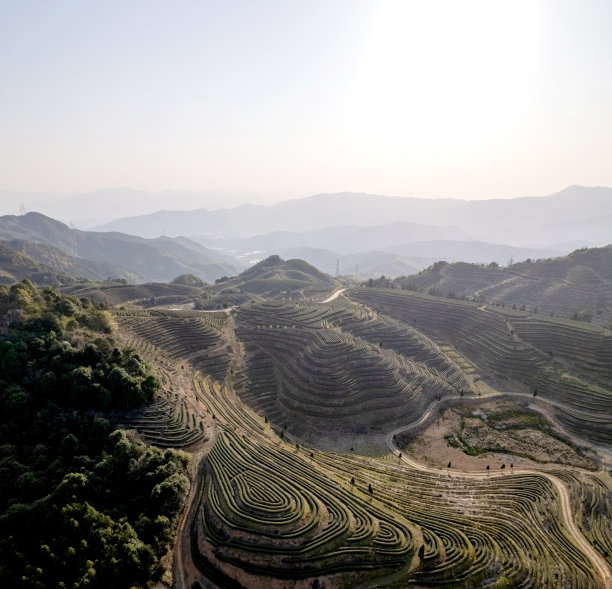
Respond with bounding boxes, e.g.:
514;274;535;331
173;313;250;589
173;445;205;589
321;287;346;303
386;411;612;589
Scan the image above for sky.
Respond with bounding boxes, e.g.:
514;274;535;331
1;0;611;204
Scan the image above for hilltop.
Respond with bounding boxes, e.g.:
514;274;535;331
63;256;340;310
195;255;341;309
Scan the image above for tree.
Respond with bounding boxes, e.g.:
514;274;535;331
151;473;190;517
368;483;373;495
570;308;593;323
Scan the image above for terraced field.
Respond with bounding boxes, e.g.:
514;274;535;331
234;300;472;445
67;281;202;306
351;287;612;446
110;295;611;588
113;309;229;447
395;246;612;325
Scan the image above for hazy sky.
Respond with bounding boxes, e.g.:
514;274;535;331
1;0;611;201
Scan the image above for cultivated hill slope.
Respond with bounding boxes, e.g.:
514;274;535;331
234;299;472;446
396;245;612;325
351;286;612;446
64;280;205;307
206;255;340;300
0;212;239;283
111;297;611;587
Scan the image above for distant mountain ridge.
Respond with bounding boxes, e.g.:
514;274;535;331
0;212;239;284
0;188;269;226
95;185;612;248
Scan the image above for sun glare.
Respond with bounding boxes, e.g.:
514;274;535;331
348;1;537;153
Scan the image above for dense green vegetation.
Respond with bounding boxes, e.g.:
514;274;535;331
0;281;189;588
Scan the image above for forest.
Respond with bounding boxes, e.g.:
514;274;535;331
0;280;190;588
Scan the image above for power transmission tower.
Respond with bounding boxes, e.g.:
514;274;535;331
19;203;26;215
355;264;359;276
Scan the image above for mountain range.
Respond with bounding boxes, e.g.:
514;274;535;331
93;185;610;277
0;186;610;284
95;185;612;246
0;212;238;284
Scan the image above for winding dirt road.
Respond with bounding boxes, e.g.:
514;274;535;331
321;287;346;303
386;400;612;589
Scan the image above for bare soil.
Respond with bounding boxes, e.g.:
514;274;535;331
398;400;597;472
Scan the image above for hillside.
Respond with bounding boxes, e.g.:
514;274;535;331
64;281;205;308
111;287;611;588
394;245;612;325
0;282;190;587
197;255;341;307
2;238;144;283
0;242;76;286
0;238;139;287
0;212;239;283
349;286;611;445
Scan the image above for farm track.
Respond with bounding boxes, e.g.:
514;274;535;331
386;425;612;589
321;288;347;303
